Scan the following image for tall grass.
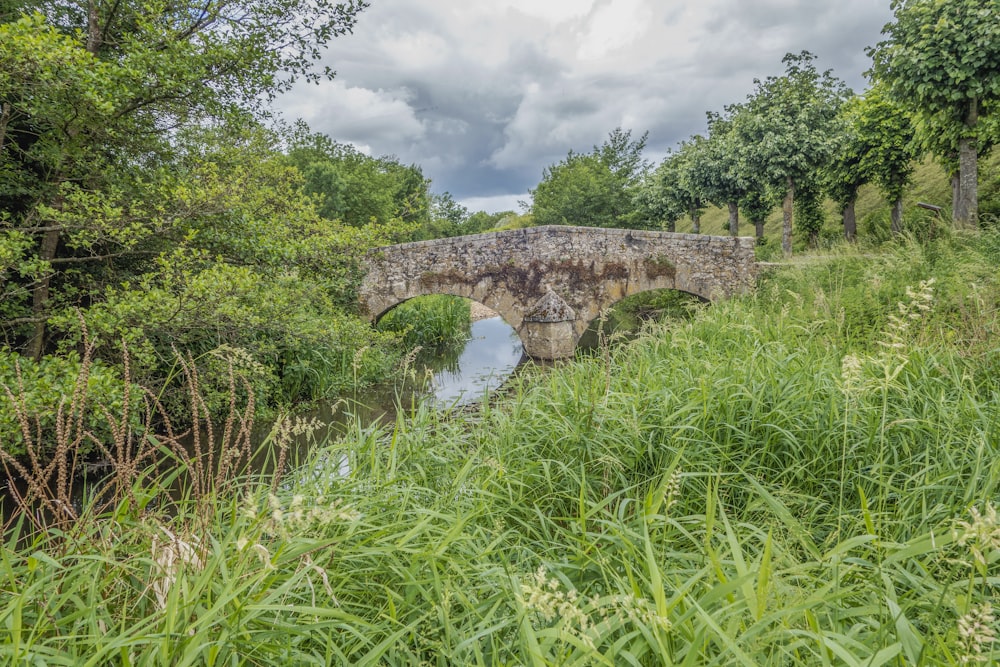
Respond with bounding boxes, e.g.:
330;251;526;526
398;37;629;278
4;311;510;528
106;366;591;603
3;231;1000;664
377;294;472;349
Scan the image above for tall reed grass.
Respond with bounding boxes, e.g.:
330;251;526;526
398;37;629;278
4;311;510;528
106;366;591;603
3;231;1000;664
377;294;472;349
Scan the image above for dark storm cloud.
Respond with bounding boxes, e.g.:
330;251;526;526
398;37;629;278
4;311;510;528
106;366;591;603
274;0;896;212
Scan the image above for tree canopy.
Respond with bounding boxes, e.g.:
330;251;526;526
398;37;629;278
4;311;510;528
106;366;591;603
869;0;1000;226
531;128;650;229
732;52;849;253
0;1;368;358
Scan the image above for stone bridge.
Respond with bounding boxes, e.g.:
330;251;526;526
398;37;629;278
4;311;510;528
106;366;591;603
359;226;757;359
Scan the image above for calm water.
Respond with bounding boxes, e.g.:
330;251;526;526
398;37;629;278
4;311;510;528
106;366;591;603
318;315;525;431
428;316;525;405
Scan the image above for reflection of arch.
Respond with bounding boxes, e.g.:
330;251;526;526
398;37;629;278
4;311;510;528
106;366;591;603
371;290;525;331
373;294;525;348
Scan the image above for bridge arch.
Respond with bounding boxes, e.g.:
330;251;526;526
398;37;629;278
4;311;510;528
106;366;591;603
577;287;708;348
359;226;757;359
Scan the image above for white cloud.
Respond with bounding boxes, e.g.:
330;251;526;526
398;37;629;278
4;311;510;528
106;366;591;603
280;81;425;147
380;30;451;69
500;0;596;23
459;193;527;214
577;0;653;60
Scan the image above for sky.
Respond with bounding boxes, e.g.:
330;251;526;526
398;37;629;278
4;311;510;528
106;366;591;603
274;1;897;214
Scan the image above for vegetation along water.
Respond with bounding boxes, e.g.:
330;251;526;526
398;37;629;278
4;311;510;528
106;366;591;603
3;0;1000;664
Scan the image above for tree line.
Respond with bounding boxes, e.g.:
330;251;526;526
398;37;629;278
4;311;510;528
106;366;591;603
530;0;1000;254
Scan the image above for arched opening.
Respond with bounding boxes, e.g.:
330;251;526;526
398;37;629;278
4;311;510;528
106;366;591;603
375;295;525;404
577;289;707;352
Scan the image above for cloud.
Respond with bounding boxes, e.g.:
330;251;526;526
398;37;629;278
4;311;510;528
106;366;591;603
577;0;653;61
282;81;426;148
273;0;895;212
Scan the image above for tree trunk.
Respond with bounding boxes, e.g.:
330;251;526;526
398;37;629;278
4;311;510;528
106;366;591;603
754;219;764;239
666;219;675;233
727;201;739;236
954;98;979;228
690;208;700;234
842;197;857;242
0;102;10;153
86;0;102;53
951;172;960;216
782;177;794;256
890;197;903;235
27;228;61;361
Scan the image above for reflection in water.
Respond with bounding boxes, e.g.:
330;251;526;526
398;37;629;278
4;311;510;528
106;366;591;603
318;315;524;436
430;316;524;405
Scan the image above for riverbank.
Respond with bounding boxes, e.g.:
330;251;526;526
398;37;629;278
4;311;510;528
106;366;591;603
469;300;498;321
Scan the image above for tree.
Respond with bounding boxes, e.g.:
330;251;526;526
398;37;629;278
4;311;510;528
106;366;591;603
632;167;684;232
855;87;917;235
659;139;708;234
824;88;915;240
690;111;749;236
732;52;849;254
285;124;432;230
531;128;650;229
869;0;1000;227
0;1;367;357
739;187;778;241
823;99;869;241
793;179;827;248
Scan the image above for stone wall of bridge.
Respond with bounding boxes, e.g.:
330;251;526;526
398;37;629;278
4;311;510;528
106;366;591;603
359;226;757;359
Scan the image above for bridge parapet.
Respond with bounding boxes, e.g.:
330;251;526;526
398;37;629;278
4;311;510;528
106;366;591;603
359;226;757;359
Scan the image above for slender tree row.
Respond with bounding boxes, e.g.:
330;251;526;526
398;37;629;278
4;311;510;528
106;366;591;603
532;1;1000;253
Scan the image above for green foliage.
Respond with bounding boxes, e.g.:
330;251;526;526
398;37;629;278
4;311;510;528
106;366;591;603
870;0;1000;137
640;138;708;232
854;85;919;205
377;295;472;349
870;0;1000;224
733;51;850;252
734;52;849;188
0;0;367;356
463;209;519;234
285;123;431;229
793;179;827;246
0;349;130;457
531;128;650;229
48;254;403;413
5;232;1000;663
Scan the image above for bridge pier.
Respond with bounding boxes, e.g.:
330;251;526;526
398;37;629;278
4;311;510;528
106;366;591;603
519;290;578;360
520;321;576;359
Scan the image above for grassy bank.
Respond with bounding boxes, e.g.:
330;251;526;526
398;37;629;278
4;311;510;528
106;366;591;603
2;229;1000;665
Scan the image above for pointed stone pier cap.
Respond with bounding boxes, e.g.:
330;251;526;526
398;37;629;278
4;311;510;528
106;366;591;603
523;289;575;323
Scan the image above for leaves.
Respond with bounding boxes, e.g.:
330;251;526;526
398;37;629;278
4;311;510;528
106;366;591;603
530;128;651;229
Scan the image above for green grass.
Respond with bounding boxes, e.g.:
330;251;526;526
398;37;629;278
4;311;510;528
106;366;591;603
3;229;1000;664
376;294;472;349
